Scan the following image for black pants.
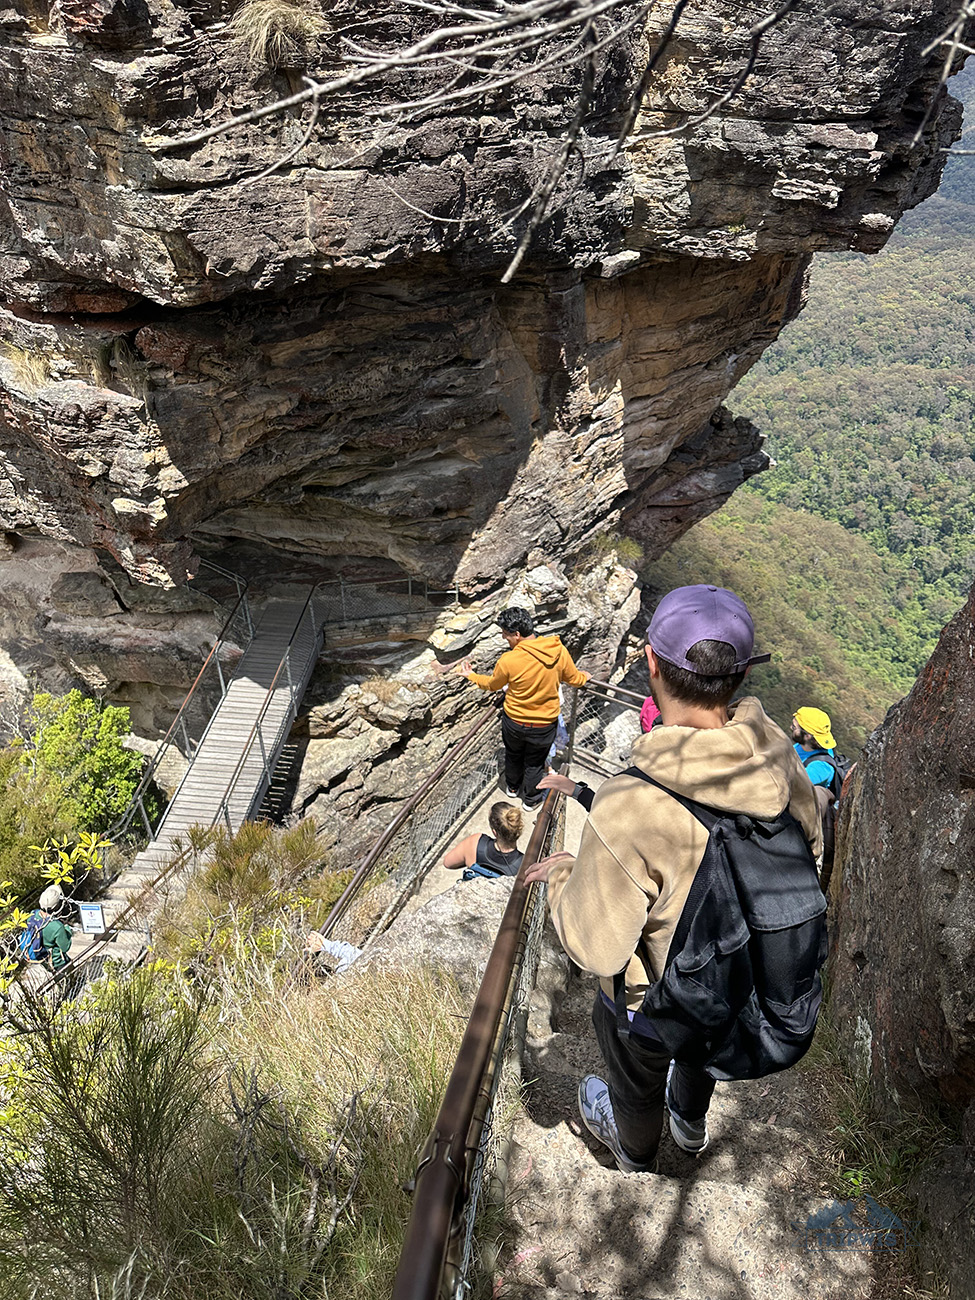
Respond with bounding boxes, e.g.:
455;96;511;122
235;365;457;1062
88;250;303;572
591;992;716;1165
501;714;557;803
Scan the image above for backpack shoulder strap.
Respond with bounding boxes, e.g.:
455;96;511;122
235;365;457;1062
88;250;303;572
623;765;723;829
612;767;726;1036
800;749;842;795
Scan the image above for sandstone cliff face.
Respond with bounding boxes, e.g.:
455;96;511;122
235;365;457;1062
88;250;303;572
829;584;975;1292
0;1;964;761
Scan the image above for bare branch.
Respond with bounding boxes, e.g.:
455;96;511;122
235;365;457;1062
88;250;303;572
630;0;802;145
150;0;945;280
502;18;599;282
914;0;975;146
240;77;323;186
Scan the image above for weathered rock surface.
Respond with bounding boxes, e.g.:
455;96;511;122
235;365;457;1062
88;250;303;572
829;581;975;1295
0;1;967;879
0;0;964;605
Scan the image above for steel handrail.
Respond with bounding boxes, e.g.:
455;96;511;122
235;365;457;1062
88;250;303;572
582;678;645;705
209;582;324;833
26;844;195;997
318;706;498;941
110;584;252;839
198;557;255;637
391;786;561;1300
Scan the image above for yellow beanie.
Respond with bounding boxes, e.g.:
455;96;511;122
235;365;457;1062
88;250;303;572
794;706;835;749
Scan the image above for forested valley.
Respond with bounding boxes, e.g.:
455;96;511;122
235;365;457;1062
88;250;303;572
649;61;975;753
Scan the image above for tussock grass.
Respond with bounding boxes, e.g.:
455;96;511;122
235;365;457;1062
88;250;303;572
0;951;470;1299
0;815;509;1297
0;343;50;391
801;1011;952;1215
360;674;404;703
153;819;349;966
581;532;644;566
229;0;328;67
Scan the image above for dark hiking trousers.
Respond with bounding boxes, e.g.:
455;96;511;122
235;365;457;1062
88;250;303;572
501;714;556;802
591;992;716;1165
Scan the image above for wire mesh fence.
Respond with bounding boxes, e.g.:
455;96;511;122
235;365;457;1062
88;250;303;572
353;709;506;946
564;680;644;778
453;796;564;1299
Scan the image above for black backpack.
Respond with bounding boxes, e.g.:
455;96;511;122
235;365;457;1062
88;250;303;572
800;749;852;800
616;771;827;1081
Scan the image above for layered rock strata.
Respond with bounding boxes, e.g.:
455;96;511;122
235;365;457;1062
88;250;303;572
0;0;965;798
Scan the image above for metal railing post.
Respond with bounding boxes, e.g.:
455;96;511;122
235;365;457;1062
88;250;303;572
565;683;581;768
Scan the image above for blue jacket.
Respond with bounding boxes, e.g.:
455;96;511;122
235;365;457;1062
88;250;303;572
795;742;835;790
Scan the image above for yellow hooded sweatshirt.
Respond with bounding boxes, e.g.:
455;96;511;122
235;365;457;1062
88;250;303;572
546;696;823;1010
467;635;588;724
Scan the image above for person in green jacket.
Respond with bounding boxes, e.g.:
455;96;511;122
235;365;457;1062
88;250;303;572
36;884;73;972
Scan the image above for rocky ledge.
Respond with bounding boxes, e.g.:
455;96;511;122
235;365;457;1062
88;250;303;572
0;0;966;787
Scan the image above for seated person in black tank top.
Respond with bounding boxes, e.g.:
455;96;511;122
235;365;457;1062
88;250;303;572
443;802;525;879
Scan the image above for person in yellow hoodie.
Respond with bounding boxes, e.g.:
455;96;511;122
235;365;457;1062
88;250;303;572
459;607;589;812
524;585;822;1172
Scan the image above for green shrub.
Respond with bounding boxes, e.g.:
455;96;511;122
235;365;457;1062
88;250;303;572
153;818;351;968
0;747;79;896
0;958;468;1300
22;689;148;832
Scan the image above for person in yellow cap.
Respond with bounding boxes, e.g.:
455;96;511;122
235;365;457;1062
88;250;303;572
791;706;840;793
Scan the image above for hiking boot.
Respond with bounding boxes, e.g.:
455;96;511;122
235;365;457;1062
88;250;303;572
577;1075;656;1173
665;1061;710;1154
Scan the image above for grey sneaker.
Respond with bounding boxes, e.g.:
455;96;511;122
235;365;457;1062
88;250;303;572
665;1061;710;1154
577;1075;656;1173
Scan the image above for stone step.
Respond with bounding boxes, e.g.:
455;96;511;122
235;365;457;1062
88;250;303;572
525;1033;820;1187
500;1137;872;1300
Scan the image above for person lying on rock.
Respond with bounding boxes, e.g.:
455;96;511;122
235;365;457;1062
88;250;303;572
457;606;589;812
443;801;524;880
524;585;822;1173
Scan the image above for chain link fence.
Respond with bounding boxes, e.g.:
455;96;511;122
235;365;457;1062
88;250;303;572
564;680;645;778
350;710;505;946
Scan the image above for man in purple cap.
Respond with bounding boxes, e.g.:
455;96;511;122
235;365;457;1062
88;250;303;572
525;585;822;1172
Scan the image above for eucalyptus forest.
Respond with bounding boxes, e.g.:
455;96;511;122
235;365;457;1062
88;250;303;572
652;62;975;750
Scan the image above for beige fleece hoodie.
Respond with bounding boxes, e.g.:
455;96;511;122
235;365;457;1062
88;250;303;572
546;696;823;1009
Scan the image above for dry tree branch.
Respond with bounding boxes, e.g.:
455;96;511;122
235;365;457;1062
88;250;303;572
154;1;652;154
629;0;801;144
914;0;975;146
241;76;323;186
151;0;964;278
501;17;599;282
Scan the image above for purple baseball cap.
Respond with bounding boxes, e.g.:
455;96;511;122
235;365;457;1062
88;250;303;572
646;585;771;674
